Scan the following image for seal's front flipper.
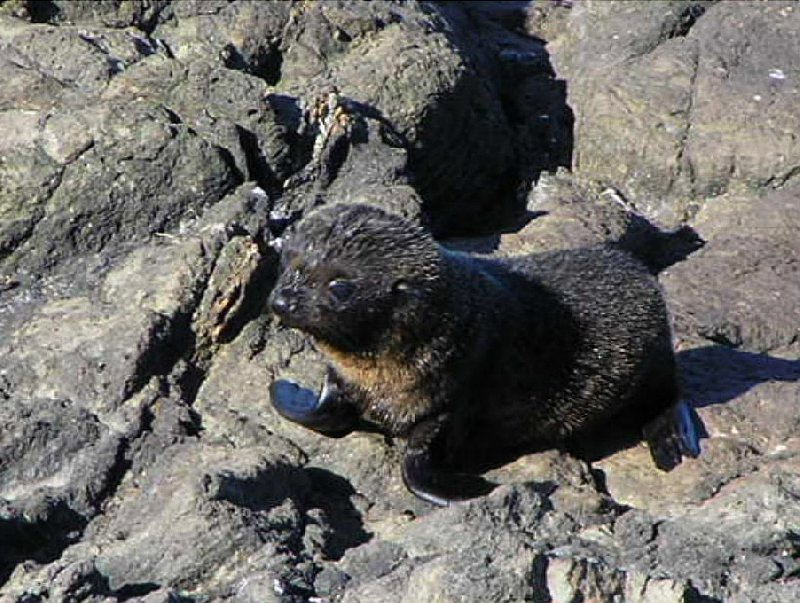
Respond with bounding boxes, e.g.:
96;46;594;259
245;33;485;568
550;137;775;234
643;400;701;471
402;414;496;507
270;370;358;437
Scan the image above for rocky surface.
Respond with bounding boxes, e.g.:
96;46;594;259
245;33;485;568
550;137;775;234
0;1;798;602
541;0;800;227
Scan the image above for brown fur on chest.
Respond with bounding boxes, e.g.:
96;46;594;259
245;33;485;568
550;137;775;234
316;342;434;432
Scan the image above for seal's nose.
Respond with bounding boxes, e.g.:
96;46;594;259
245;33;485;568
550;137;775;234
269;290;295;318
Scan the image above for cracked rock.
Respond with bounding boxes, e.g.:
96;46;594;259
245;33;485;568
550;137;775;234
544;0;800;227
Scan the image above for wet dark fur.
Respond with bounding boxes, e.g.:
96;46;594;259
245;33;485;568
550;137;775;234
269;203;683;500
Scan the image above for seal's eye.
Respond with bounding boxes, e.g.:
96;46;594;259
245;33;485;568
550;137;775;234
328;279;355;302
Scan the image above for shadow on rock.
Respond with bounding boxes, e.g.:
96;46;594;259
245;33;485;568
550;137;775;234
564;344;800;466
345;99;410;149
0;503;86;585
22;0;61;23
617;221;704;274
210;462;305;512
304;467;371;561
413;5;575;238
678;345;800;408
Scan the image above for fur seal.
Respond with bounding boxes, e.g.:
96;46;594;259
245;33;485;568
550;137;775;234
268;203;699;505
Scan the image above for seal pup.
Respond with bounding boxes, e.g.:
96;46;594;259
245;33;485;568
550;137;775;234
268;203;699;505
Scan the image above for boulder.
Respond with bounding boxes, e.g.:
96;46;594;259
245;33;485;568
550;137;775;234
543;0;800;227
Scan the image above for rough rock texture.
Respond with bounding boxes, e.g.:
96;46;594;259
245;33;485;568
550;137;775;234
0;2;798;602
663;185;800;353
543;0;800;227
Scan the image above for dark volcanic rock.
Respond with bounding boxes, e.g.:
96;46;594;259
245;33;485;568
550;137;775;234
620;458;800;601
0;1;799;602
10;0;171;31
151;0;289;82
544;0;800;226
0;184;276;595
2;442;311;601
0;19;243;276
0;11;298;278
272;0;572;236
0;398;131;583
662;184;800;353
86;442;308;594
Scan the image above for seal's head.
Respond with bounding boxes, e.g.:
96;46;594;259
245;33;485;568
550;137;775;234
269;203;442;353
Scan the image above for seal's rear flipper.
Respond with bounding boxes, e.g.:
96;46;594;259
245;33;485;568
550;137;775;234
643;400;701;471
402;414;496;506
